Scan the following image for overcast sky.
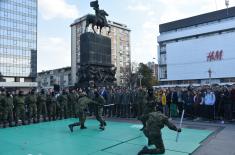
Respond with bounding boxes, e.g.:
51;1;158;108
38;0;235;72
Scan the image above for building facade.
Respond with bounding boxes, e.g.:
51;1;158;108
0;0;37;88
71;15;131;86
147;62;158;80
158;7;235;86
37;67;72;90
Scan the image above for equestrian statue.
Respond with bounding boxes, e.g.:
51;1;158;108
86;0;111;34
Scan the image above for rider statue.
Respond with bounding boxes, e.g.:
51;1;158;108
90;0;108;27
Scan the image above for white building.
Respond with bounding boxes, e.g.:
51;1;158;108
158;6;235;86
71;15;131;86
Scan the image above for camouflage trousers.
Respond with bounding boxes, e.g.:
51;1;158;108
143;129;165;154
15;106;26;124
58;104;68;119
94;106;105;126
78;110;86;126
37;103;48;121
67;103;75;118
28;104;37;122
0;108;3;124
2;108;13;125
47;104;57;121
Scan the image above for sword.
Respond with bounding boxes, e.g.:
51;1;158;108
104;104;115;107
176;109;185;142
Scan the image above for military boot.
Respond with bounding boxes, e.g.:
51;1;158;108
43;117;47;122
99;123;105;130
137;146;148;155
37;116;40;123
138;146;165;155
9;123;13;127
22;121;26;125
68;122;81;132
80;123;87;129
3;122;6;128
68;124;74;132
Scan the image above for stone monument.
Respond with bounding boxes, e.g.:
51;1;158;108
76;0;116;88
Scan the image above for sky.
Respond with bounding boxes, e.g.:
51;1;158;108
38;0;235;72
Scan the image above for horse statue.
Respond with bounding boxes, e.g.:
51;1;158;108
85;0;111;34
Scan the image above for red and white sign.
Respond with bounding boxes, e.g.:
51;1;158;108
207;50;223;62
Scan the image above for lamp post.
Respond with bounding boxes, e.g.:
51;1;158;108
153;58;158;78
208;68;212;86
225;0;229;15
138;73;143;87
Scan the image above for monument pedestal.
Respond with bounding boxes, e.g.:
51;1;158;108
76;32;116;88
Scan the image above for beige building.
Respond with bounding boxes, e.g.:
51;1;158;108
147;62;158;80
71;15;131;86
37;67;72;90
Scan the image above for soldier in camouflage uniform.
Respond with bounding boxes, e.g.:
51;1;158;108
2;91;14;127
130;88;138;118
137;87;147;118
26;90;37;124
87;87;95;116
68;91;94;132
47;91;57;121
139;88;157;131
93;89;106;130
138;110;181;155
14;91;26;126
37;89;47;122
121;88;131;118
0;88;5;126
57;90;68;119
114;88;122;117
67;89;77;118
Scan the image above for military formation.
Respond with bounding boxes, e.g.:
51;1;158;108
0;87;107;128
0;85;125;128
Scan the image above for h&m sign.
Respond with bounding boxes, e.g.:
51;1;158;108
207;50;223;62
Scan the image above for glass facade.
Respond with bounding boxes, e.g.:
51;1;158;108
0;0;37;79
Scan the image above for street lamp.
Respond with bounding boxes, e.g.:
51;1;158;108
208;68;212;86
225;0;229;15
138;73;143;87
152;58;158;78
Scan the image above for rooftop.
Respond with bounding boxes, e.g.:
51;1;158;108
159;6;235;33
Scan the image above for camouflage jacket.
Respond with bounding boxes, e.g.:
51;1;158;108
94;95;105;107
146;111;178;135
37;94;47;105
76;96;93;112
14;96;25;107
2;96;14;110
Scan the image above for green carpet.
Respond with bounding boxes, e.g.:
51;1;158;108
0;119;213;155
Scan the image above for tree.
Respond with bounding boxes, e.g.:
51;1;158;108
137;63;157;88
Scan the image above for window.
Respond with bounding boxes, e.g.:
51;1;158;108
160;53;166;64
160;66;167;79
